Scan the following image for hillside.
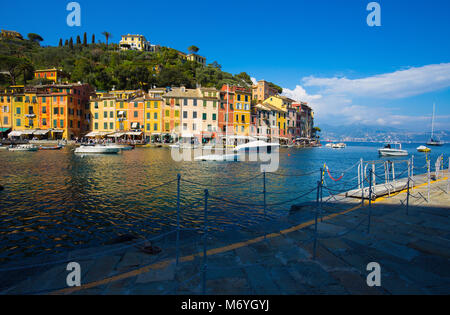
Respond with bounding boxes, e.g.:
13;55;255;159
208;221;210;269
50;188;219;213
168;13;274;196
0;37;255;91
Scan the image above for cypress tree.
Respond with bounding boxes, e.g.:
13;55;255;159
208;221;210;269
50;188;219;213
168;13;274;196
59;38;63;47
69;37;74;49
92;34;95;44
76;35;81;45
83;32;87;46
64;39;69;46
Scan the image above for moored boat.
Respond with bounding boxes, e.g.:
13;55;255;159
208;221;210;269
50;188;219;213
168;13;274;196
39;145;63;150
74;145;120;154
234;140;280;152
417;145;431;153
8;144;38;152
378;142;408;157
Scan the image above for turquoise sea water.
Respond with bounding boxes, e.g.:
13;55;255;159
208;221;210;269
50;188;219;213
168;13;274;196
0;142;449;264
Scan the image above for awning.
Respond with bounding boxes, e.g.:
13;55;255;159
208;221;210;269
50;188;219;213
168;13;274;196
85;132;99;137
21;129;36;135
0;128;11;133
33;130;50;135
8;131;23;137
107;132;125;138
130;123;139;129
117;111;125;116
125;131;143;136
52;129;64;133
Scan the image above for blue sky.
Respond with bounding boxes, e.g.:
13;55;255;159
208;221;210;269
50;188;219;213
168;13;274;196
1;0;450;131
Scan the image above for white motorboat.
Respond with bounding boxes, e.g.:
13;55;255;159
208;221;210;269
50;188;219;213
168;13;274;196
234;140;280;152
378;143;408;157
8;144;38;152
105;143;134;151
194;154;240;162
332;143;346;149
75;145;120;154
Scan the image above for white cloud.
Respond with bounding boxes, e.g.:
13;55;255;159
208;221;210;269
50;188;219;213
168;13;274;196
278;63;450;130
302;63;450;99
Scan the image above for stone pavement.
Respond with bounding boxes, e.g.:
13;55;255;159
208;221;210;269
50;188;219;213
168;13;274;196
1;173;449;295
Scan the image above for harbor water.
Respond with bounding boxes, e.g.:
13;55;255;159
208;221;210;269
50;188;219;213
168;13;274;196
0;142;449;264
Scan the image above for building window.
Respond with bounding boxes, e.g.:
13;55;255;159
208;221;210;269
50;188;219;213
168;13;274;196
42;106;46;114
212;114;216;121
60;120;64;128
16;107;21;115
16;118;21;126
183;111;188;119
154;113;157;119
134;111;138;118
147;113;150;119
54;120;57;128
193;99;197;106
104;122;108;129
110;122;114;129
202;113;207;120
154;102;158;108
154;123;158;131
192;123;196;131
193;111;197;119
94;122;98;130
4;116;8;125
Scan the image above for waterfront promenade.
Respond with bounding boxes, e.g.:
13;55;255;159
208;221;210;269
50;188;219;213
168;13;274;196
1;170;449;295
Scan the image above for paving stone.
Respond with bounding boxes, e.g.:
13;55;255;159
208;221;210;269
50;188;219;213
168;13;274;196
83;255;121;284
269;266;308;294
288;261;338;288
408;239;450;258
135;262;176;284
244;265;279;294
370;240;420;262
330;270;382;295
206;277;251;294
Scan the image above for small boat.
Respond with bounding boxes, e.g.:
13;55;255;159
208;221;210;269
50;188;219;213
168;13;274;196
378;142;408;157
325;143;333;148
332;143;346;149
417;145;431;153
74;145;120;154
39;145;63;150
8;144;38;152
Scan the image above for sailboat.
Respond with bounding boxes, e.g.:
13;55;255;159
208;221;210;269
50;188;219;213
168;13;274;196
426;103;443;146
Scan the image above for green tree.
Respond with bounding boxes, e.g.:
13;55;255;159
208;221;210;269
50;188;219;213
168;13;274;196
76;35;81;45
188;45;199;54
59;39;63;47
102;31;112;47
92;34;95;44
69;37;74;50
0;55;34;85
83;32;87;47
27;33;44;44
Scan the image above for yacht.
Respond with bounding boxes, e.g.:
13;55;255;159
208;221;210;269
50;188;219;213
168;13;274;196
234;140;280;153
332;143;346;149
378;142;408;157
105;143;134;151
75;145;120;154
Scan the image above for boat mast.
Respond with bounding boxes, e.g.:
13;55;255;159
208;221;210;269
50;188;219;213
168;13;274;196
431;103;435;140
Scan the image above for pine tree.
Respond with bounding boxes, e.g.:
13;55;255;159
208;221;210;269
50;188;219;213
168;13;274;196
83;32;87;46
92;34;95;44
59;38;63;47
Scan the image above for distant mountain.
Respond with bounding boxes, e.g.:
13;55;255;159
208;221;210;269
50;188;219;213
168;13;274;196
319;123;450;143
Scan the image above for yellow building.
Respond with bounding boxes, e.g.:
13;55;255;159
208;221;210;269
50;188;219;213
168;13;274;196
11;93;26;131
0;89;13;133
144;97;163;141
89;97;117;135
232;87;252;136
186;54;206;66
119;34;150;51
263;95;296;138
34;69;67;83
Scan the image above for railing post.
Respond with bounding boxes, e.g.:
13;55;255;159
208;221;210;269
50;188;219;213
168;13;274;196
202;189;209;295
411;155;415;180
176;174;181;266
406;176;410;216
367;169;372;234
320;168;324;222
358;160;361;189
313;180;320;260
372;163;376;187
447;157;450;194
427;159;431;203
392;161;396;184
361;159;365;205
263;171;266;219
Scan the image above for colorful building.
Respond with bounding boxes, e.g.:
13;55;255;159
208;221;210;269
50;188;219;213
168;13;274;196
144;94;163;142
263;95;296;139
89;96;117;135
8;84;93;140
0;88;13;135
34;69;68;83
163;87;219;142
231;86;251;136
252;80;279;103
119;34;151;51
0;29;23;40
218;87;235;136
